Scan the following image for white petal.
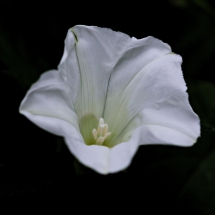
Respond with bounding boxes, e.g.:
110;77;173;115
57;30;81;108
64;126;141;174
67;25;132;119
104;53;200;146
19;26;200;175
19;70;79;136
67;26;173;146
58;29;76;66
137;93;200;146
70;26;171;121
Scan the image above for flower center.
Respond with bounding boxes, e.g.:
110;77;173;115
92;118;111;145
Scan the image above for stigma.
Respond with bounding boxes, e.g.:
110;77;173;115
92;118;111;145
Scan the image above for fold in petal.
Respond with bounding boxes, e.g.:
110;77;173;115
19;70;80;136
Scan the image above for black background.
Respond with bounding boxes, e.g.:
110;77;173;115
1;0;215;213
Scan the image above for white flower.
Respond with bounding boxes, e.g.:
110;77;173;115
19;25;200;174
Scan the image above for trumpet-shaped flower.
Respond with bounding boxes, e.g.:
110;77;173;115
19;25;200;174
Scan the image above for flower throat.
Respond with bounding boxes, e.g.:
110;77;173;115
79;114;111;146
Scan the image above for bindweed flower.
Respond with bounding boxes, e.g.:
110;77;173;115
19;25;200;174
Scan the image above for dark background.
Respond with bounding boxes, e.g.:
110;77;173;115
1;0;215;213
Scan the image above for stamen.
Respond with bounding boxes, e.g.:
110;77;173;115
97;137;104;145
92;129;98;140
99;123;105;136
92;118;111;145
99;118;104;125
97;124;101;134
103;123;108;136
103;132;111;140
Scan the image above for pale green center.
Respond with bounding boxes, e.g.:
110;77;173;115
92;118;111;145
79;113;113;147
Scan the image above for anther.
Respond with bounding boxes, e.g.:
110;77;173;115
99;118;104;125
92;129;98;140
